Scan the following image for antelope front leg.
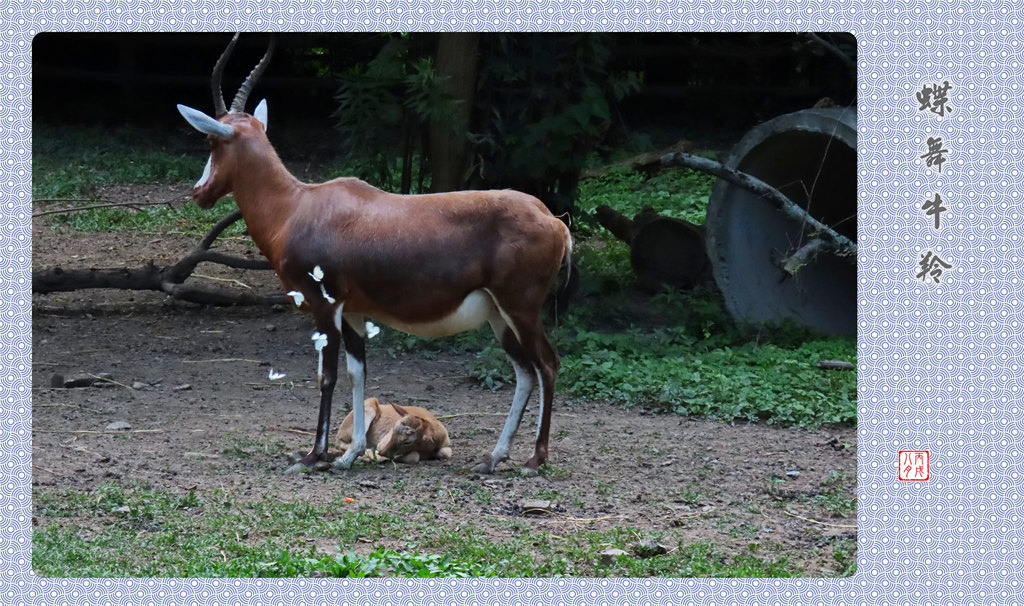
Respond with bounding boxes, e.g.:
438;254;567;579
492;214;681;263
332;319;368;471
284;326;341;474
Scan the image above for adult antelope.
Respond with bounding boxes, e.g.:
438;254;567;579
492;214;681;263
176;34;572;475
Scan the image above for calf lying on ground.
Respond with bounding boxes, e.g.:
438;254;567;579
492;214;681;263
335;398;452;464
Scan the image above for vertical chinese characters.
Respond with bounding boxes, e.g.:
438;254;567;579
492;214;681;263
915;81;954;284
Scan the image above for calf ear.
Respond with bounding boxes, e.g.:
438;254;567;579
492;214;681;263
253;99;268;131
390;402;410;416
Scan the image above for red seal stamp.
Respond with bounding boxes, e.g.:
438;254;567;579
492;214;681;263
898;450;929;481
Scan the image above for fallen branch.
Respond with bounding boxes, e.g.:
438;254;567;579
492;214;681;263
85;372;133;390
265;426;316;436
33;429;165;435
547;514;628;524
783;509;856;529
435;412;511;420
659;152;857;260
192;273;253;289
182;358;265;364
33;208;282;306
32;196;186;217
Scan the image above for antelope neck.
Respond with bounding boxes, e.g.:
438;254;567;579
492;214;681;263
229;143;304;263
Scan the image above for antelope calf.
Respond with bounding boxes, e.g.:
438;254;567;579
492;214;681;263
336;398;453;464
176;34;571;474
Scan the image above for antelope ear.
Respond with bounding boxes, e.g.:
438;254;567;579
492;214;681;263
177;104;234;139
253;99;268;131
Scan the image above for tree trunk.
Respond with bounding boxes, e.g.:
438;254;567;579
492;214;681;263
429;33;479;193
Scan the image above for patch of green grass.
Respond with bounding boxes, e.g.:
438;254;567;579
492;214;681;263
808;471;857;518
538;464;571;480
32;123;249;236
33;482;487;578
49;197;248;237
678;487;705;506
576;165;716;227
34;482;832;578
33;123;199;199
553;318;855;427
830;536;858;577
221;434;287;460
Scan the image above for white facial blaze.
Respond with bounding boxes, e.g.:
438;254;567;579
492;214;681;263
196;156;213;188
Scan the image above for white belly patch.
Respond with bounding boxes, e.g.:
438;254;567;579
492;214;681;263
378;289;497;338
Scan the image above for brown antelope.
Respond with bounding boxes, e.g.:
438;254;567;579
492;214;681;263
176;34;572;475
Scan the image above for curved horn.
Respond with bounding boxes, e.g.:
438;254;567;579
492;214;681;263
210;33;240;118
229;35;275;114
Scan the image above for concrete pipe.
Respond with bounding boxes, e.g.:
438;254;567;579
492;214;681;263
704;107;857;335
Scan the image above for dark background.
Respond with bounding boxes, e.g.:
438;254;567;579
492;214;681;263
33;32;855;149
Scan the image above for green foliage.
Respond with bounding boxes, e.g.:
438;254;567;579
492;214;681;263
808;471;857;518
555;321;856;427
35;482;831;578
831;537;858;577
33;482;493;578
575;164;717;230
33;123;247;237
32;124;199;200
470;34;642;214
332;34;451;191
46;197;245;237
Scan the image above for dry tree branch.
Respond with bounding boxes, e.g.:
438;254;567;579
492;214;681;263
32;197;187;217
33;207;282;306
783;509;857;529
659;152;857;265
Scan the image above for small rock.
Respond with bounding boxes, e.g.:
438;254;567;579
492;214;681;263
105;421;132;431
358;480;379;489
521;499;552;515
786;470;801;478
265;324;276;332
633;539;669;558
49;374;64;388
64;373;113;388
111;505;131;515
131;382;148;390
172;383;192;392
599;548;627;566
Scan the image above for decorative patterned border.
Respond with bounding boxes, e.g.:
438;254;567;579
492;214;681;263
5;1;1022;603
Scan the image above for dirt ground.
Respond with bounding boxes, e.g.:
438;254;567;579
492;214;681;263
31;191;857;576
